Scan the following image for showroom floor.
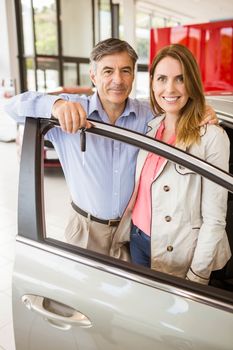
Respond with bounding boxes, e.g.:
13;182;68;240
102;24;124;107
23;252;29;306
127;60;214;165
0;106;68;350
0;138;17;350
0;100;18;350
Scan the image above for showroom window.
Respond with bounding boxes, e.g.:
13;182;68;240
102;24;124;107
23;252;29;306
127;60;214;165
15;0;123;92
15;0;186;97
135;6;183;98
15;0;95;92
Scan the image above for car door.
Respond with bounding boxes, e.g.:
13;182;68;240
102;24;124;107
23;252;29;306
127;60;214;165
13;117;233;350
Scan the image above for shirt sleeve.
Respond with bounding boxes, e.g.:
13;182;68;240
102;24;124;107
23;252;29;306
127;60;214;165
4;91;80;123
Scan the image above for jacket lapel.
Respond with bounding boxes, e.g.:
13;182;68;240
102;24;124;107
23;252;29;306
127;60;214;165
135;115;166;183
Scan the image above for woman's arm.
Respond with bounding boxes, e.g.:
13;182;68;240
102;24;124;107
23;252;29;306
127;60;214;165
186;126;231;284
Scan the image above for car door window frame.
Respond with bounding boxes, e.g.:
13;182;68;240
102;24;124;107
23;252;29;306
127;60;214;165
17;117;233;312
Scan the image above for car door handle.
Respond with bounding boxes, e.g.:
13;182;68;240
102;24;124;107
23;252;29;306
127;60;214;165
22;294;92;330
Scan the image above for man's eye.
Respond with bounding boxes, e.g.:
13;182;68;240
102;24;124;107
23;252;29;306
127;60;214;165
122;69;131;74
103;70;112;75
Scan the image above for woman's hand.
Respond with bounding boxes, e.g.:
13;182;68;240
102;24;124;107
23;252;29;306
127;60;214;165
199;105;218;126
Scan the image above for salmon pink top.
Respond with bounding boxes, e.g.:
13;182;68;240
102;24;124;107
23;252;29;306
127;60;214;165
132;122;176;236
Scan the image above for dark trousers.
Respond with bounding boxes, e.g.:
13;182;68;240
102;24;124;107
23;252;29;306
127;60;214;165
130;224;151;267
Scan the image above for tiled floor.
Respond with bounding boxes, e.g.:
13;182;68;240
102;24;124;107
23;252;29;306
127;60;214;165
0;138;17;350
0;99;16;350
0;102;68;350
0;96;17;349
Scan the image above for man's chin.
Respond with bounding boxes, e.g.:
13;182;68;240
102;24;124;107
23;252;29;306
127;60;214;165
109;92;129;102
110;97;127;105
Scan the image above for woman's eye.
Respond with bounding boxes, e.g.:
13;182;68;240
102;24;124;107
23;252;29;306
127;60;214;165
157;76;165;82
176;75;184;82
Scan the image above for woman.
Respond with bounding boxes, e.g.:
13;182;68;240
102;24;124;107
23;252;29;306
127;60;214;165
126;44;231;284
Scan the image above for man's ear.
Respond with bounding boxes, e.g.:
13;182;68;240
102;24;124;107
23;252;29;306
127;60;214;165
89;68;96;86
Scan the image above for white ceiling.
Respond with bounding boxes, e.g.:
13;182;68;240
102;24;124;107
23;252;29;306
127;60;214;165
136;0;233;24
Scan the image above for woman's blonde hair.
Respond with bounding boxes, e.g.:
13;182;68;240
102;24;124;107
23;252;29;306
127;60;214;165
150;44;205;147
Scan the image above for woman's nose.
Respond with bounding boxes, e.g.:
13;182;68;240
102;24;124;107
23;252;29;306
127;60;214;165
166;79;175;92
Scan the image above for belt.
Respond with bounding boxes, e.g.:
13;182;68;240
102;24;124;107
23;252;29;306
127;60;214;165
71;202;121;227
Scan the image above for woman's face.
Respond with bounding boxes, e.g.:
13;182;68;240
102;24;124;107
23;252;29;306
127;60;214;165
152;56;189;117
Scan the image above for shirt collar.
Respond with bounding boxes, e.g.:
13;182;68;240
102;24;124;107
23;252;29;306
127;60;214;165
121;97;137;118
89;92;137;120
89;92;104;118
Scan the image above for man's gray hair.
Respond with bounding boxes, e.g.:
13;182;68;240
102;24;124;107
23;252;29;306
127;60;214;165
90;38;138;68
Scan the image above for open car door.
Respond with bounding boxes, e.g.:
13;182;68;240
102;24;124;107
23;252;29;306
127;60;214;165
13;117;233;350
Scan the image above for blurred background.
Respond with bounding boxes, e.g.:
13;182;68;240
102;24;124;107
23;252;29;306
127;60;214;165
1;0;233;100
0;2;233;350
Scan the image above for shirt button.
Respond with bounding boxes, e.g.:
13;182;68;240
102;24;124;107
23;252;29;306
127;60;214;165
179;165;185;170
165;215;171;222
163;185;170;192
167;245;173;252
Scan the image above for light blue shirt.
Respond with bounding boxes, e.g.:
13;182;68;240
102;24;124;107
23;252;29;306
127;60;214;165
5;91;153;219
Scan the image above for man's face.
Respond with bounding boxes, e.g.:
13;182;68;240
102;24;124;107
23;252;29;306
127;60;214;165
90;52;135;110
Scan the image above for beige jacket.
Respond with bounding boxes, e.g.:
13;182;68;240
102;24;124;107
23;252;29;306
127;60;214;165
110;115;231;284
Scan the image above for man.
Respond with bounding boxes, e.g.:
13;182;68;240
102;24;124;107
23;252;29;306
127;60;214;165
5;38;217;258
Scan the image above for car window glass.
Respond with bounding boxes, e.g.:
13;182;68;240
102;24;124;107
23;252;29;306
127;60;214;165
41;129;233;292
44;163;69;243
43;134;139;246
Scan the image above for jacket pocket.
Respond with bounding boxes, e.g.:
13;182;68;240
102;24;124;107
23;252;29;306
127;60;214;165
175;164;197;175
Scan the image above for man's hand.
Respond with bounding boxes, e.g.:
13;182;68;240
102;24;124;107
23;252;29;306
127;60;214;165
199;104;219;126
52;99;92;133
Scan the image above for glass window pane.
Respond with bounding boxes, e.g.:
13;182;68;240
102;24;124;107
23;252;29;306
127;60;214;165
26;58;36;90
33;0;58;55
136;12;150;65
60;0;93;57
63;62;77;86
43;152;70;242
119;5;124;40
21;0;34;55
79;63;91;86
151;16;166;29
166;18;181;27
36;58;59;92
135;71;149;99
98;0;111;40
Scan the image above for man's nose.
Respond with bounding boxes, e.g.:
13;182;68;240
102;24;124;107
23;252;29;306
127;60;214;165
112;71;122;83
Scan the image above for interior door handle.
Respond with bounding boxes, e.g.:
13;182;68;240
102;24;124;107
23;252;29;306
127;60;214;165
22;294;92;330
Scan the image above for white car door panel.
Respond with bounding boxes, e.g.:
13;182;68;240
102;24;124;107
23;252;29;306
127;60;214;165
12;117;233;349
13;238;233;350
